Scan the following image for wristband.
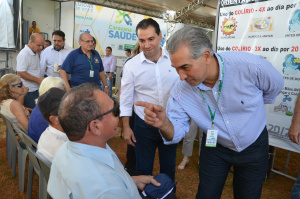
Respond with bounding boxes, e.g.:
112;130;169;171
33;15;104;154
104;86;109;88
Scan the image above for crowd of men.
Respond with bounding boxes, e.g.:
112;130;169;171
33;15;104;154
14;17;300;199
17;30;115;108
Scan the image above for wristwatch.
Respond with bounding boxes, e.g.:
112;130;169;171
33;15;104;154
104;86;109;88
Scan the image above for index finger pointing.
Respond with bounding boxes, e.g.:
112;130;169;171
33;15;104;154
135;101;156;118
135;101;151;108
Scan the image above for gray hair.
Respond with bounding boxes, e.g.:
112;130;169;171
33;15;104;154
166;26;214;59
79;32;91;41
58;83;101;141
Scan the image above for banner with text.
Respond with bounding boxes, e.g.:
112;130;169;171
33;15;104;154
74;2;182;56
216;0;300;152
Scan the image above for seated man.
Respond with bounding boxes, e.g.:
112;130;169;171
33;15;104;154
28;76;66;143
37;87;68;163
48;83;160;199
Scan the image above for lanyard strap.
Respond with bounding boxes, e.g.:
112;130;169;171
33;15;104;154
84;53;93;70
199;54;224;129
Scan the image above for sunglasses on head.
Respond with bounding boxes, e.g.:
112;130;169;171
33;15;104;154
94;100;120;120
11;82;23;88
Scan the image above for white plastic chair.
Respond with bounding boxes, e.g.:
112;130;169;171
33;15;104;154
2;115;14;167
15;126;47;199
0;113;28;192
35;152;53;199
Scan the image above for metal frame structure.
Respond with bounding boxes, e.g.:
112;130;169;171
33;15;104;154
169;0;215;30
53;0;215;29
56;0;164;18
268;146;297;181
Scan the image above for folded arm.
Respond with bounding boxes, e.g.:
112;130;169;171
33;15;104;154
17;71;44;84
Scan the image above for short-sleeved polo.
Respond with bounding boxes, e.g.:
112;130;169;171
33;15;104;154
16;45;42;92
61;47;104;87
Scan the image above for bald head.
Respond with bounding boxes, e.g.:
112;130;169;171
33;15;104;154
28;33;45;53
30;33;43;42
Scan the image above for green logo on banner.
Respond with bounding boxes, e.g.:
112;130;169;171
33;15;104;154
115;10;132;26
124;44;135;50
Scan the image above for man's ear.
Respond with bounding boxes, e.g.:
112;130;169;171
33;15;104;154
49;115;59;124
89;120;102;136
203;49;212;64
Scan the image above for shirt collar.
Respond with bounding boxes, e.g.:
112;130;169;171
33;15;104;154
139;47;169;64
66;141;120;169
48;125;69;141
50;45;66;51
196;53;223;91
25;45;36;55
78;46;95;55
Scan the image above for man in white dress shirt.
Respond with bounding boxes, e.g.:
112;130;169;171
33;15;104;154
120;18;179;181
40;30;73;77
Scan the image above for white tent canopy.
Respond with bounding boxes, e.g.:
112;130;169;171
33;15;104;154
0;0;15;48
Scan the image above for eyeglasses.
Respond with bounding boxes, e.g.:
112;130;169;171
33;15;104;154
10;82;23;88
81;39;94;44
94;100;120;120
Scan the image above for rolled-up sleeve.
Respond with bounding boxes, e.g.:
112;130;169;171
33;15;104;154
120;63;134;117
255;56;284;104
162;96;190;145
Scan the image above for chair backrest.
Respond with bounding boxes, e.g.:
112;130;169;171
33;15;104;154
14;126;40;174
2;112;10;157
0;113;26;150
14;125;37;148
36;153;51;182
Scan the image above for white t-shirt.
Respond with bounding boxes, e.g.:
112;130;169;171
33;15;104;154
37;125;68;163
17;45;42;92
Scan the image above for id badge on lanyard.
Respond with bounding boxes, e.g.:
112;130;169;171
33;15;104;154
206;128;218;147
86;53;94;78
90;70;94;77
201;54;224;148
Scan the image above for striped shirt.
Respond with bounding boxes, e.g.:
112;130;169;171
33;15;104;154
164;52;284;152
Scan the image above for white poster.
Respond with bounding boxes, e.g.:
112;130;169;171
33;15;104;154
0;0;15;48
216;0;300;152
74;2;181;56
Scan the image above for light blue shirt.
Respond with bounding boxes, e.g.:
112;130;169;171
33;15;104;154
40;44;73;77
103;54;117;73
164;52;284;152
48;141;141;199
